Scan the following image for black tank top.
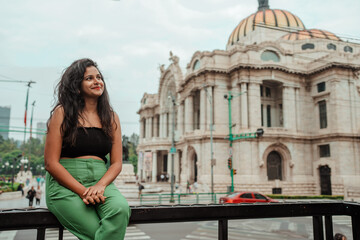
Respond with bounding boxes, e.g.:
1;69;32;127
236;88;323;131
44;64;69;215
60;127;112;163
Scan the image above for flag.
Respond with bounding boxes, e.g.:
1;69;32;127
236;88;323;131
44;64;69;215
24;88;29;127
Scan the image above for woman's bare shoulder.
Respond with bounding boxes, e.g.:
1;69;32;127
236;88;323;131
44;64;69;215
49;105;65;127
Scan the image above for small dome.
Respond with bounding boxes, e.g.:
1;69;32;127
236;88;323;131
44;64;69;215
281;29;341;41
228;9;305;46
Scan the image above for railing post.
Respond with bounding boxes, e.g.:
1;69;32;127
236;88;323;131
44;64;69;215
324;215;333;240
313;216;324;240
59;226;64;240
218;219;228;240
352;215;360;240
36;228;45;240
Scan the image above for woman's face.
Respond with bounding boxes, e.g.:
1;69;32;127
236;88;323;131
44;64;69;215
80;66;104;98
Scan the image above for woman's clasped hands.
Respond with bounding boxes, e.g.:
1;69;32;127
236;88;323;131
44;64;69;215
81;183;107;205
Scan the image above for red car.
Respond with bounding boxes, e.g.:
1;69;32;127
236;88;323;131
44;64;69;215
219;192;278;204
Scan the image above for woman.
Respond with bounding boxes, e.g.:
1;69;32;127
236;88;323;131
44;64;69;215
35;185;42;206
45;58;130;240
27;186;36;207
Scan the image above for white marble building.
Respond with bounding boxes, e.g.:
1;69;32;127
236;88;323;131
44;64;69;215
137;0;360;197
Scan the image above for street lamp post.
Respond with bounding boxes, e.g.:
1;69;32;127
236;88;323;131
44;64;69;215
11;154;22;189
204;86;215;202
20;157;28;172
169;94;176;203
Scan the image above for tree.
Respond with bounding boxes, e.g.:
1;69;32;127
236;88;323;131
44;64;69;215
0;136;45;176
122;133;139;173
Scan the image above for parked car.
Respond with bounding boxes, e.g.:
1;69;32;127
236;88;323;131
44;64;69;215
219;192;278;204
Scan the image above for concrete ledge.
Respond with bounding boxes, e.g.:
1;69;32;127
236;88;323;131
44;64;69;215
0;191;22;201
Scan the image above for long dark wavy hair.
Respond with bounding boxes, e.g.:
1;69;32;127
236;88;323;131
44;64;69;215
48;58;115;145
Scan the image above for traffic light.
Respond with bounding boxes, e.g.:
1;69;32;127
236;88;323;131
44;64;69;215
233;169;237;175
227;158;232;169
256;128;264;137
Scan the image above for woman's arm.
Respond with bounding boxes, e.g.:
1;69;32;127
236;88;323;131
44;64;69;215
44;107;95;205
83;112;123;198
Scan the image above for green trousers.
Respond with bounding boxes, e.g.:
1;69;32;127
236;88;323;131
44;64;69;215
46;158;130;240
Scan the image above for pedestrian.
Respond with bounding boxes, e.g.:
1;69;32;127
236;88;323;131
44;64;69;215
35;185;42;206
17;183;24;196
186;180;191;193
334;233;347;240
138;183;144;198
27;186;36;208
44;58;131;240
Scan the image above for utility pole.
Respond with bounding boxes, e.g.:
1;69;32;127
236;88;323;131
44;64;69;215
169;94;176;203
23;81;35;169
224;91;264;192
28;101;36;170
204;86;215;202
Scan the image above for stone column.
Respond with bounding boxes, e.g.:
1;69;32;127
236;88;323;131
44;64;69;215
248;82;261;129
158;115;162;138
178;103;184;136
283;86;296;131
214;85;228;132
140;118;144;139
241;83;248;129
160;113;165;138
232;84;241;132
200;88;206;131
153;115;159;137
185;95;194;133
152;151;157;182
148;117;153;138
295;88;301;131
205;87;213;131
144;118;148;139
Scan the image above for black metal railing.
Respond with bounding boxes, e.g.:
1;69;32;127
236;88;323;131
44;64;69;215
1;201;359;240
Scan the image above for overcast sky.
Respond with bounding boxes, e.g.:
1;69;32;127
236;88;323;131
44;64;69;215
1;0;359;141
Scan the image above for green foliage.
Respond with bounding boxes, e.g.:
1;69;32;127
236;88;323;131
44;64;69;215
0;137;45;176
0;138;18;154
0;181;20;192
267;194;344;200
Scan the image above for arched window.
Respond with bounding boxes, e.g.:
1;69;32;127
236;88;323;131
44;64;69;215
344;46;353;53
302;43;315;50
193;60;201;70
143;98;147;104
327;43;336;50
267;151;282;180
261;50;280;62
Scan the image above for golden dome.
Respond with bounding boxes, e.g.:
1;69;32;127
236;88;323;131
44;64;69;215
281;29;341;41
228;9;305;46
